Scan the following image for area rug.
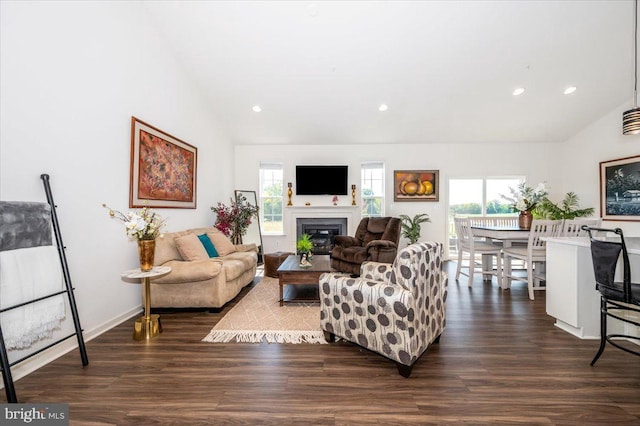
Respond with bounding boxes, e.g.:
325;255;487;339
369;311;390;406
202;276;327;344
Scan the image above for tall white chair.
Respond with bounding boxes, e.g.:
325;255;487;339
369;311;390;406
454;217;503;287
561;218;601;237
503;219;563;300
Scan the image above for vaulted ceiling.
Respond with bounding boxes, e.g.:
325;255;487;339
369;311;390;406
144;1;634;145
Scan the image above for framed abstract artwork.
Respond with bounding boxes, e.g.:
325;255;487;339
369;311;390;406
130;117;197;209
393;170;439;202
600;154;640;221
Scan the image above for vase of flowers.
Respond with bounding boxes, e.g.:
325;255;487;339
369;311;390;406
103;204;166;271
137;239;156;272
211;195;259;245
500;182;548;230
518;210;533;230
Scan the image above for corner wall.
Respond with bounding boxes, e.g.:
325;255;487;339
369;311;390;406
560;102;640;235
0;1;232;378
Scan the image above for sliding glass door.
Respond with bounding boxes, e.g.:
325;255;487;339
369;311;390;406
447;177;522;257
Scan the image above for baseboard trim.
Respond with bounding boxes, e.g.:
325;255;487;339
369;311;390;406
1;306;141;389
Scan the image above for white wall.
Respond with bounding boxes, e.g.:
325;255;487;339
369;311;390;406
561;102;640;235
0;1;233;376
236;104;640;255
235;142;564;256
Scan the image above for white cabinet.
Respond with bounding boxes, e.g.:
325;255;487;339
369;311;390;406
545;240;600;339
545;236;640;340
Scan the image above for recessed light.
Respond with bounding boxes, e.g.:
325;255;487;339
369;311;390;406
378;104;389;112
512;87;525;96
563;86;577;95
252;105;262;112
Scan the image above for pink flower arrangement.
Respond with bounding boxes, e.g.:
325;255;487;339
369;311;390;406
211;195;259;244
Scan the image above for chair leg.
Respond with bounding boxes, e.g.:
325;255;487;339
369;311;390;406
527;261;535;300
504;255;512;289
455;249;463;281
396;362;412;378
591;298;607;366
323;331;336;343
496;253;503;288
468;249;475;287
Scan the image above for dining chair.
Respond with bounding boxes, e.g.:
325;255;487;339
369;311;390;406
454;217;503;287
561;218;601;237
582;226;640;365
503;219;563;300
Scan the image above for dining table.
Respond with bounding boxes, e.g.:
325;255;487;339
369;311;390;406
470;225;530;244
470;225;531;288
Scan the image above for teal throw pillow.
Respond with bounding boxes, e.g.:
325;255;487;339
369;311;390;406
198;234;219;258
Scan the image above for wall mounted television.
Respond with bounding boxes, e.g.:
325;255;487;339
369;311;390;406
296;165;348;195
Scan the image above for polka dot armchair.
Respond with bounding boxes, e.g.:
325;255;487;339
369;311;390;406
319;242;448;377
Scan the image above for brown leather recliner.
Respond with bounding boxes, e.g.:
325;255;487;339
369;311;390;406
330;217;401;275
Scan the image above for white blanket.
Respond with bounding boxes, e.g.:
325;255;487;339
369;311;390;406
0;245;66;350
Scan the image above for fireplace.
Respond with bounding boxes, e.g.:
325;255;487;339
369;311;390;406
296;217;348;255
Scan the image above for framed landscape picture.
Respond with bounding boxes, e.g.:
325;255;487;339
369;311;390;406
600;154;640;221
393;170;439;202
130;117;197;208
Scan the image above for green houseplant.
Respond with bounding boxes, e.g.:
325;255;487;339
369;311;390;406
399;213;431;244
535;192;595;219
296;233;314;265
296;233;313;254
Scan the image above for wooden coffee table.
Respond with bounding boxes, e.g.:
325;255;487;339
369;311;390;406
276;254;333;306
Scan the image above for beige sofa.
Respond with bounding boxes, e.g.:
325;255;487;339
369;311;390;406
148;227;258;310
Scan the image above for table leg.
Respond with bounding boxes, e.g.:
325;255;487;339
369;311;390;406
279;278;284;307
133;277;162;340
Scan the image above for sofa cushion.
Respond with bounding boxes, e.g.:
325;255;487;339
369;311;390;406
207;231;236;256
175;233;209;261
222;259;247;281
223;250;258;270
152;259;222;284
198;234;219;257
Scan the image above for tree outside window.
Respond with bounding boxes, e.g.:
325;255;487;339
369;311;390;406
448;177;521;257
361;162;384;217
260;163;283;234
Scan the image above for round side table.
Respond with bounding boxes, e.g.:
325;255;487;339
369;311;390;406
121;266;171;341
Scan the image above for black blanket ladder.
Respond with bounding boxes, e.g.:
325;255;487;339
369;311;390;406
0;174;89;403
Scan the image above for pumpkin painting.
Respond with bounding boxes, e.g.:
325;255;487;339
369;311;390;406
394;170;439;202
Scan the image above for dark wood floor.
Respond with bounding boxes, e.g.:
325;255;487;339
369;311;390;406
6;262;640;425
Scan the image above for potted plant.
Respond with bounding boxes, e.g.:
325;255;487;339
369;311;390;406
500;182;548;229
535;192;595;219
399;213;431;244
211;194;259;244
296;233;314;266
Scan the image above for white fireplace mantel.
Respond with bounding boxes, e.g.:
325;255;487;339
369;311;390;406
284;205;360;248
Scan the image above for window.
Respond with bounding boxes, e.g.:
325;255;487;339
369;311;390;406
361;162;385;217
259;162;283;234
448;177;522;256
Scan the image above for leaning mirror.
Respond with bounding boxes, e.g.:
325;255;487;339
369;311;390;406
235;190;264;265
